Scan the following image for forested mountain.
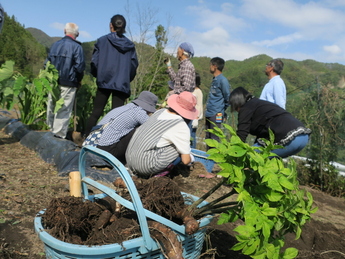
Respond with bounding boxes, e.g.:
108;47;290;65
26;27;60;49
0;14;47;78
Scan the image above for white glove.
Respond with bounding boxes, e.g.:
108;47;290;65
190;153;195;164
164;57;171;67
191;119;198;128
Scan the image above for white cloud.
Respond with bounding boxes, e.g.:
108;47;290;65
241;0;345;39
50;22;64;32
79;31;92;39
187;5;247;32
167;1;345;64
323;45;342;54
252;32;303;47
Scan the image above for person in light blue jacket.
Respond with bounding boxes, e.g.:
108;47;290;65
260;58;286;109
205;57;231;149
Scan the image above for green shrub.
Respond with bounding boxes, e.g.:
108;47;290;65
205;124;317;259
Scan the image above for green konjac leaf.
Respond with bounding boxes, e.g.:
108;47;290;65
0;61;14;80
54;98;64;114
3;87;13;96
13;76;26;95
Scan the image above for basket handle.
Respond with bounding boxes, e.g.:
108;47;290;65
79;145;155;253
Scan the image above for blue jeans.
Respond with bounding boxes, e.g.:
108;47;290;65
187;120;197;148
253;134;309;158
172;156;182;166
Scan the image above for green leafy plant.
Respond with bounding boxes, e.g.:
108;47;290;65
0;61;16;111
0;61;61;128
193;124;317;259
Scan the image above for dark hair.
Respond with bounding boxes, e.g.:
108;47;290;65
210;57;225;72
268;59;284;75
195;72;201;87
111;14;126;35
229;87;253;112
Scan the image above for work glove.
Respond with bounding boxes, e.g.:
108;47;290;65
164;57;171;67
192;119;198;128
188;153;195;166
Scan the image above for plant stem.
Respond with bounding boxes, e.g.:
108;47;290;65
193;201;238;217
197;206;237;217
192;189;237;216
188;177;228;212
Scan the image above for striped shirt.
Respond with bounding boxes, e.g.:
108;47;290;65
126;109;184;177
167;58;195;94
97;103;149;146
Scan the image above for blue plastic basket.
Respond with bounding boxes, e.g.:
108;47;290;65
34;145;213;259
191;148;215;173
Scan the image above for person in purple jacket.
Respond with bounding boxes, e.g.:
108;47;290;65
85;14;139;137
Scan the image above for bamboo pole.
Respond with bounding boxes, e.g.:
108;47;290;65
69;171;82;197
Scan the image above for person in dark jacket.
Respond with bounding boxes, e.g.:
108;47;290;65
84;14;138;136
46;22;85;139
229;87;311;158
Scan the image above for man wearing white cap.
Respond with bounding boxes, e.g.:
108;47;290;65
164;42;196;94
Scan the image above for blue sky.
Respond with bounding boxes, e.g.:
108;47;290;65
2;0;345;65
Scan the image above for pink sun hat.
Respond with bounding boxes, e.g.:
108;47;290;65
167;91;198;120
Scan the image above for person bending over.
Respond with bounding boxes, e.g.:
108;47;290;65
229;87;311;158
125;91;198;178
83;91;157;165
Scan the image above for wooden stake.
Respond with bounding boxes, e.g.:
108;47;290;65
69;171;82;197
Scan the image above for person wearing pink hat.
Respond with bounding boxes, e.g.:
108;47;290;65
125;91;198;178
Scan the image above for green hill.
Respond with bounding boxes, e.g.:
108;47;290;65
26;27;61;49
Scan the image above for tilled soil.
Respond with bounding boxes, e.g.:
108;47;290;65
0;129;345;259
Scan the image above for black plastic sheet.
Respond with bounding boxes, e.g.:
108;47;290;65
1;119;119;182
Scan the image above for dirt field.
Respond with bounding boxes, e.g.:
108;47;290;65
0;126;345;259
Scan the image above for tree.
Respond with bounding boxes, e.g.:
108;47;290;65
124;1;172;101
0;14;46;78
296;78;345;192
146;24;169;99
